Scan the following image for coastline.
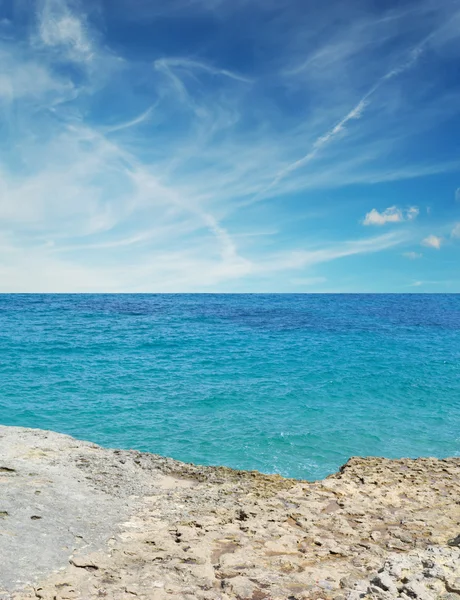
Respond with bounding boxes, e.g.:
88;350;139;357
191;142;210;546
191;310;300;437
0;426;459;600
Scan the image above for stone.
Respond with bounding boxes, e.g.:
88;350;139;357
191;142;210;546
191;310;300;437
401;581;432;600
221;576;257;598
367;585;394;600
371;573;399;595
0;426;459;600
445;578;460;594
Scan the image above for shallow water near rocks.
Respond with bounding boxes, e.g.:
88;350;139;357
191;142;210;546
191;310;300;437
0;294;459;480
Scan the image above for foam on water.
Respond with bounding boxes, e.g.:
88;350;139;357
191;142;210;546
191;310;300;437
0;294;459;480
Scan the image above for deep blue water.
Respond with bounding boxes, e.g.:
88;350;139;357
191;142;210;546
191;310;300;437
0;294;459;480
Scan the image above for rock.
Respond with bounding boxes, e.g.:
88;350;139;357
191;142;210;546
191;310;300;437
421;559;435;569
367;584;395;600
152;581;164;588
371;573;399;595
221;576;257;598
1;426;460;600
69;558;99;571
384;560;403;579
423;565;446;580
386;539;408;551
346;592;366;600
393;531;413;544
448;535;460;548
124;585;140;595
445;577;460;594
400;581;433;600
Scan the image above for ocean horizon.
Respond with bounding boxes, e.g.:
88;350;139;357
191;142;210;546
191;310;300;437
1;293;459;480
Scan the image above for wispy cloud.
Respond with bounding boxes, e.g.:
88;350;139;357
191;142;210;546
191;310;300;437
0;51;74;102
37;0;95;63
103;105;157;134
154;58;252;84
409;279;455;288
422;234;443;249
452;223;460;238
258;232;405;273
252;30;433;203
252;99;368;201
363;206;419;226
0;0;459;291
403;251;422;259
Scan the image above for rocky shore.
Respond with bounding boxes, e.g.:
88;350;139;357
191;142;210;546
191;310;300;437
0;426;459;600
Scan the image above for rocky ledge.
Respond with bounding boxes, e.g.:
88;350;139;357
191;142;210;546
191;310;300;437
0;426;459;600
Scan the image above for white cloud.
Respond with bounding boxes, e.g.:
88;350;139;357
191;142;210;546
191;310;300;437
257;232;404;273
254;31;432;204
103;105;157;134
421;234;442;249
0;49;74;102
0;0;459;292
455;188;460;202
363;206;419;226
406;207;420;221
0;229;404;293
37;0;95;63
452;223;460;238
253;98;368;201
403;251;422;259
154;58;252;83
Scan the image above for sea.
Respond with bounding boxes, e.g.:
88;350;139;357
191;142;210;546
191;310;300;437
0;294;459;480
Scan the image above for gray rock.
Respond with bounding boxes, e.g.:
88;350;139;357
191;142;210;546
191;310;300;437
401;581;433;600
422;565;446;580
371;573;399;595
0;427;139;592
367;584;395;600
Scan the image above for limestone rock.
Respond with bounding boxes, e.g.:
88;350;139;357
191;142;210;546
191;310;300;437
1;426;459;600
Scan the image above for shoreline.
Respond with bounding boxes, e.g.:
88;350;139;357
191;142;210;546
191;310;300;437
3;423;455;484
1;425;459;599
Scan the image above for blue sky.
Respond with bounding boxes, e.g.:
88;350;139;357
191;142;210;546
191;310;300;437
0;0;459;292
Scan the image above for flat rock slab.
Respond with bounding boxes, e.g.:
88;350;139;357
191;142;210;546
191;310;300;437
0;426;167;595
1;426;460;600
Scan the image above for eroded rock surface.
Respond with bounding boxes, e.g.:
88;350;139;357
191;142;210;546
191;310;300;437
0;426;459;599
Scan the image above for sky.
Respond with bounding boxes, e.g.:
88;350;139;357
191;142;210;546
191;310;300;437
0;0;459;292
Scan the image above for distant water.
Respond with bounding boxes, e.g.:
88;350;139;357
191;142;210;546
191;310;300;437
0;294;459;480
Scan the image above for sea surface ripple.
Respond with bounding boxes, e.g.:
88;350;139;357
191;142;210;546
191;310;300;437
0;294;459;480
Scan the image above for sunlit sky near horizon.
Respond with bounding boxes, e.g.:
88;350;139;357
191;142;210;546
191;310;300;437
0;0;459;292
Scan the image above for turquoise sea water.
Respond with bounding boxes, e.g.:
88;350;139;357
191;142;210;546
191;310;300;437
0;294;459;480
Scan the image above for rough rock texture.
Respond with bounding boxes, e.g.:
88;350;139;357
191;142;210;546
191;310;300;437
0;426;459;600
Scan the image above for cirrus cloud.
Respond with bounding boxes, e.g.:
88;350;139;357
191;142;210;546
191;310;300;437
0;0;459;292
